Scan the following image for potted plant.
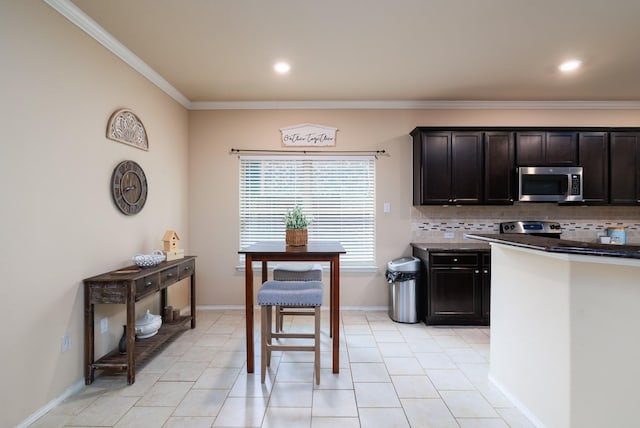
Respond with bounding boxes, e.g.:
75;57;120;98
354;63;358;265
284;205;310;246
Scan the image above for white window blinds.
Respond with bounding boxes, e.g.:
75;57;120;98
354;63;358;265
239;156;375;266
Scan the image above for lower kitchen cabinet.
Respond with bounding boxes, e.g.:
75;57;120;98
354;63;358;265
413;246;490;326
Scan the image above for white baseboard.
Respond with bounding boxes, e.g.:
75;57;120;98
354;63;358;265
488;373;545;428
196;305;388;312
17;380;85;428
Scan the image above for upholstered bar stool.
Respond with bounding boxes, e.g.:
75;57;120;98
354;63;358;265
257;280;323;384
272;263;323;332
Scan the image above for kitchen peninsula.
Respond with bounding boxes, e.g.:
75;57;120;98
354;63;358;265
465;233;640;428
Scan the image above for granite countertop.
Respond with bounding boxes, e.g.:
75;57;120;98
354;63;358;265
464;233;640;259
411;242;491;251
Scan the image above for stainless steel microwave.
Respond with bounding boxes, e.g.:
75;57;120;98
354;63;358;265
517;166;583;202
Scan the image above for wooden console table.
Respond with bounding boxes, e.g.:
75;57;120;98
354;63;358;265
83;256;196;384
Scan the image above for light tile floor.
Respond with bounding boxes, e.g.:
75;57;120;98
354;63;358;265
32;310;534;427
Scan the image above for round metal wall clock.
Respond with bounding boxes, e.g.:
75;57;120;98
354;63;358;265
111;160;148;215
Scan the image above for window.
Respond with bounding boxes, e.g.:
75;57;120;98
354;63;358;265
239;156;375;267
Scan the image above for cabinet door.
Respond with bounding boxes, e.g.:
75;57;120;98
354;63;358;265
430;267;480;319
484;132;514;204
451;132;483;204
516;132;545;165
579;132;609;204
516;132;577;165
481;253;491;322
428;253;483;324
610;132;640;205
546;132;578;165
419;132;452;204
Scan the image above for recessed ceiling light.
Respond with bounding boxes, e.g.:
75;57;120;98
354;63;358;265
559;59;581;72
274;62;291;74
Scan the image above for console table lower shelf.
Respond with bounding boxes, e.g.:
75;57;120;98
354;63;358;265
91;317;191;374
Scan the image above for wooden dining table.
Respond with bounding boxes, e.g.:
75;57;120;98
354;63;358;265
238;241;346;373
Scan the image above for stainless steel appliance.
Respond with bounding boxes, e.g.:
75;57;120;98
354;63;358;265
499;220;562;238
517;166;583;202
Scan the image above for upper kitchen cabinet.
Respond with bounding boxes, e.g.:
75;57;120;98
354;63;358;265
579;132;609;204
412;131;483;205
609;132;640;205
484;132;515;204
516;131;578;166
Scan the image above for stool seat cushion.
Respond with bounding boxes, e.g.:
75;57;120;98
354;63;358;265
273;263;323;281
258;280;323;306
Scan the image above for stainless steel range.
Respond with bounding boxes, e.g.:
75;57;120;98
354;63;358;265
499;221;562;238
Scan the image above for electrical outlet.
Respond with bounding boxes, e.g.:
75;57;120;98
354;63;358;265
444;232;455;239
100;317;108;334
383;202;391;213
61;335;71;353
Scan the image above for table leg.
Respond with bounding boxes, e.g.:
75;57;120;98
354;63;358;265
126;287;136;384
84;291;94;385
245;255;255;373
332;256;340;373
190;272;196;329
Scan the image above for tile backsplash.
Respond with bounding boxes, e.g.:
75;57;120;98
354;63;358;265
411;203;640;244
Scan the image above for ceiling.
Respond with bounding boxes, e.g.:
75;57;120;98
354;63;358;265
61;0;640;107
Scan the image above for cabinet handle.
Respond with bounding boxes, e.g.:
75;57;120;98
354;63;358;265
184;266;192;271
453;258;458;262
483;269;489;274
146;281;153;287
475;270;480;274
167;273;173;278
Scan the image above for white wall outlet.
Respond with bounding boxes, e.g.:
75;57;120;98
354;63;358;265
61;335;71;353
383;202;391;213
100;317;108;334
444;232;455;239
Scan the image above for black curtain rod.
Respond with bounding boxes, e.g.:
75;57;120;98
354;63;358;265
230;148;386;156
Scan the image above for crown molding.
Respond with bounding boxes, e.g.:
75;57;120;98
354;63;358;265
43;0;190;108
190;100;640;110
44;0;640;112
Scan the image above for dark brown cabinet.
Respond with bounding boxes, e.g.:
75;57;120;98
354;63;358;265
610;132;640;205
412;126;640;206
516;131;578;166
423;251;490;326
413;131;483;205
484;132;515;204
579;132;609;204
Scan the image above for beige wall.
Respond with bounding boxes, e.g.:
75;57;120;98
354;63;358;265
188;108;640;309
1;2;189;427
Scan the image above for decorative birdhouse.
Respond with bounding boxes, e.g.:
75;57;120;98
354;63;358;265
162;230;180;252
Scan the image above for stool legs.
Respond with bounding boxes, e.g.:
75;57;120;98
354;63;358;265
261;304;321;384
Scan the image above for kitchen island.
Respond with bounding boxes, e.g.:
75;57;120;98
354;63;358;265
465;233;640;428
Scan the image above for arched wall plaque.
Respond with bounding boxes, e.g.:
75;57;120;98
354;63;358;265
106;108;149;151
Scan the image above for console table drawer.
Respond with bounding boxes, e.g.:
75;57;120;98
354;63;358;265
160;266;179;288
89;283;127;304
178;259;195;280
136;274;159;299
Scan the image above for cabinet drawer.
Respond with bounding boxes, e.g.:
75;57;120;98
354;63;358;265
430;253;479;266
160;266;179;288
178;259;195;280
136;274;159;299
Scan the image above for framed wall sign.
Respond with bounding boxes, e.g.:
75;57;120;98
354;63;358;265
107;108;149;151
280;123;337;147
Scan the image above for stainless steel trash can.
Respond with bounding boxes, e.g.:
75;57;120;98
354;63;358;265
385;257;421;323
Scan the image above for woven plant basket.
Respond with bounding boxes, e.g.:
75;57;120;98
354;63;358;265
285;228;308;246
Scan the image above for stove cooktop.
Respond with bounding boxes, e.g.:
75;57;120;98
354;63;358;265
499;221;562;236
